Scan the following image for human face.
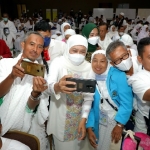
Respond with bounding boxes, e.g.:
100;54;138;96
109;46;129;65
138;45;150;71
64;25;70;32
99;25;107;38
89;28;99;38
118;27;125;33
38;30;51;38
69;45;86;56
92;54;108;74
21;34;44;61
112;26;115;32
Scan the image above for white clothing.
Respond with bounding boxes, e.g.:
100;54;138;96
98;34;112;50
128;69;150;118
0;54;49;150
89;17;94;23
51;34;58;39
137;25;149;44
64;29;76;36
37;39;67;65
55;23;71;41
0;20;17;49
14;30;24;51
53;135;86;150
130;24;143;41
1;137;31;150
47;35;93;143
107;25;118;39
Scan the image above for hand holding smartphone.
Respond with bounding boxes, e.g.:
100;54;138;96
66;78;96;93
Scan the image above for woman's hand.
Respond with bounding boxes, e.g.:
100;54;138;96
78;118;86;140
111;124;123;143
87;128;98;148
54;75;76;94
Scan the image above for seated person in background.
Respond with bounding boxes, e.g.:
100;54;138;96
0;39;12;59
128;37;150;133
98;22;112;51
112;25;126;41
0;119;31;150
107;25;118;39
86;50;133;150
62;29;76;43
14;24;25;52
0;31;49;150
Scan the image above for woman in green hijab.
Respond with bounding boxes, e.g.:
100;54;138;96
82;23;99;62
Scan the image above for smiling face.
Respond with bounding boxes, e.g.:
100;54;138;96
92;53;108;74
21;34;44;61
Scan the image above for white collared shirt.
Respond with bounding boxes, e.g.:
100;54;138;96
128;69;150;117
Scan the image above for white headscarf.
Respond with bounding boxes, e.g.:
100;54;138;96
63;34;90;72
107;25;118;38
137;25;149;43
61;22;71;35
120;34;134;47
91;50;106;61
131;23;143;35
64;29;76;36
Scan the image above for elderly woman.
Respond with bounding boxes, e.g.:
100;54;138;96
62;29;76;43
56;22;71;41
86;50;133;150
82;23;99;62
47;34;94;150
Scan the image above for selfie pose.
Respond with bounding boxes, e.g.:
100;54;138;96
86;50;133;150
0;31;49;150
47;34;94;150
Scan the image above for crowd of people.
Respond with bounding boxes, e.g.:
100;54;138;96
0;9;150;150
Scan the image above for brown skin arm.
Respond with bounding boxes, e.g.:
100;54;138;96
143;89;150;101
27;77;47;110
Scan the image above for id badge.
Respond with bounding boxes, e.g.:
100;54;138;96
99;109;108;126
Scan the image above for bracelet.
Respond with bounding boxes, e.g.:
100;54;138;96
116;123;124;128
29;93;41;101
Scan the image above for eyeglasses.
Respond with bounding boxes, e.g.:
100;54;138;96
113;53;129;65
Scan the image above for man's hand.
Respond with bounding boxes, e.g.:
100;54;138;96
32;76;48;94
87;128;98;148
54;75;76;94
111;124;123;143
10;57;25;79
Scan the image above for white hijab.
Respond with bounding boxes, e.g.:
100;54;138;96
131;23;142;35
120;34;134;47
61;22;71;36
137;25;149;43
107;25;118;38
63;34;90;72
64;29;76;36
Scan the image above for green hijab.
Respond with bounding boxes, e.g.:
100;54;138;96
82;23;98;52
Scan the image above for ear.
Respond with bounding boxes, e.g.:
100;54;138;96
21;41;25;51
128;49;132;57
137;55;142;64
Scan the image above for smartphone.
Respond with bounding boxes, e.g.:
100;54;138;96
21;60;45;77
66;78;96;93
